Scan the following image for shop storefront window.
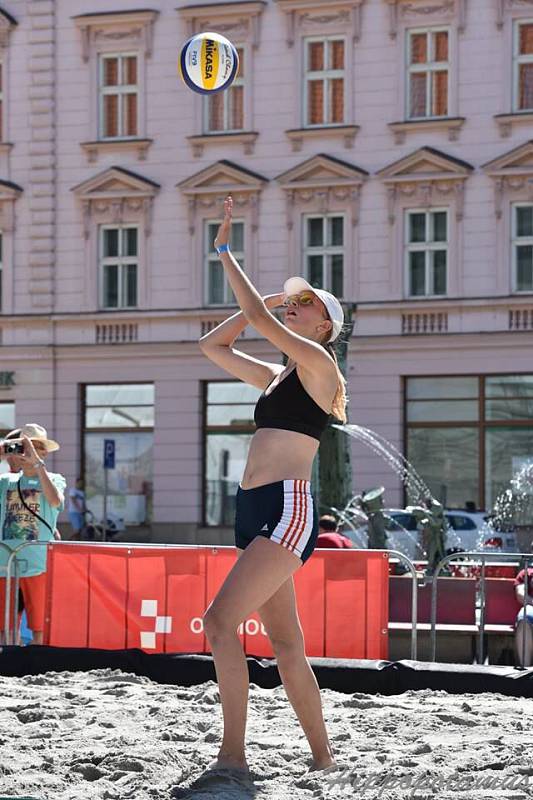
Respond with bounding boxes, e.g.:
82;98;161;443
84;384;154;525
406;375;533;510
204;381;260;526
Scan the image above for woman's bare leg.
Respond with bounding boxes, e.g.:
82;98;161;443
258;576;335;770
203;538;302;771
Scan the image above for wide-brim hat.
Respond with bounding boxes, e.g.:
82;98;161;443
283;277;344;343
5;423;60;452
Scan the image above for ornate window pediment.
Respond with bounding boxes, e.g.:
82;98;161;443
276;153;368;228
178;1;266;48
0;179;22;231
275;0;366;45
496;0;533;29
0;8;16;48
72;9;159;62
483;140;533;217
377;146;473;222
178;160;268;233
71;166;160;238
384;0;467;38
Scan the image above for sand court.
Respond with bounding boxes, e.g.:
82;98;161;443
0;667;531;800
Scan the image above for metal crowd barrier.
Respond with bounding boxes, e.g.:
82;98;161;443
3;540;45;645
3;541;420;660
373;549;419;660
4;540;226;645
430;551;531;665
0;541;19;644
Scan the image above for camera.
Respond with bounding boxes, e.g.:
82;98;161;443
3;441;24;455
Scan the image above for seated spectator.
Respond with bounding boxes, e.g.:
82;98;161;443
514;562;533;667
315;514;354;549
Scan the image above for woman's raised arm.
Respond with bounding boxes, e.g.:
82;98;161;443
199;295;286;390
214;196;336;376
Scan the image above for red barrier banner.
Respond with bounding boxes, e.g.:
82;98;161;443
44;545;389;659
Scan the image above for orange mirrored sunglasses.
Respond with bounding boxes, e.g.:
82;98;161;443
283;291;319;308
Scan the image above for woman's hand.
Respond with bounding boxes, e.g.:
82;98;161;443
214;195;233;250
263;293;286;310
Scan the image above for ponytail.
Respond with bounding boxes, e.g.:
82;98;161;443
325;342;348;424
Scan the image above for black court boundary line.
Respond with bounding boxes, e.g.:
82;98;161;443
1;647;533;697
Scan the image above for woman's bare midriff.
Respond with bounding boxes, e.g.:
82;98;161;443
240;427;320;489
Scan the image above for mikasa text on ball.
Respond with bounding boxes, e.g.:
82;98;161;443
179;31;239;95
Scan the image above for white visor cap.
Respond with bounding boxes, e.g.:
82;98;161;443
283;277;344;343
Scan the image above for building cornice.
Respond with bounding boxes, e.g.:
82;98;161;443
0;7;17;48
177;2;266;47
383;0;467;39
388;117;466;145
186;132;259;158
482;140;533;217
285;125;360;152
275;0;365;45
72;10;159;61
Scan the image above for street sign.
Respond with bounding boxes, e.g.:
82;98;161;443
104;439;115;470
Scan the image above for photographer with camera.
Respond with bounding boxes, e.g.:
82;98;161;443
0;423;66;645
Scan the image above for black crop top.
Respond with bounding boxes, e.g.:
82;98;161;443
254;367;330;441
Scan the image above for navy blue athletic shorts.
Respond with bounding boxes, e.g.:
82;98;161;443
234;479;319;565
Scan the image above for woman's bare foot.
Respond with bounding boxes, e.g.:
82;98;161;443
210;752;250;773
308;756;337;772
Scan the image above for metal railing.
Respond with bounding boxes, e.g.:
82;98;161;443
3;540;48;645
0;541;19;644
430;551;531;665
4;539;222;645
379;550;419;660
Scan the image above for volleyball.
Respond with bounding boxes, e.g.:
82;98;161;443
179;31;239;95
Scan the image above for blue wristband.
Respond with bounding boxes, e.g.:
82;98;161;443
215;243;230;255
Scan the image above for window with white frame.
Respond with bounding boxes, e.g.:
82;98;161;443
407;29;449;119
205;220;244;305
304;215;344;297
99;53;138;139
100;225;138;309
304;37;345;127
513;20;533;111
204;46;245;133
512;203;533;292
405;209;448;297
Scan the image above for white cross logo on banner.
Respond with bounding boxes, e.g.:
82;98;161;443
140;599;172;649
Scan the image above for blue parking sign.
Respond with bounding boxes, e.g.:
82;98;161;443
104;439;115;469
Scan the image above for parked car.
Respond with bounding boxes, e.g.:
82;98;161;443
341;509;425;560
444;509;519;554
341;508;518;561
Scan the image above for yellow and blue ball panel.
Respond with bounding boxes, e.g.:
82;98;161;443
179;31;239;95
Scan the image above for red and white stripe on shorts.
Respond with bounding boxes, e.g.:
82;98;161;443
270;479;314;559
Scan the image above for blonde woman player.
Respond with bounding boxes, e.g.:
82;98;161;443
199;196;347;775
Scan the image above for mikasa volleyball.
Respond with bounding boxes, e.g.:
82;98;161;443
179;31;239;95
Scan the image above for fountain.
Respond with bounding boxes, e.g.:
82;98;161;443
405;498;448;574
333;423;431;505
331;423;452;570
489;463;533;554
354;487;388;549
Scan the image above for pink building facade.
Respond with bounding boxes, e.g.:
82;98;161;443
0;0;531;542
